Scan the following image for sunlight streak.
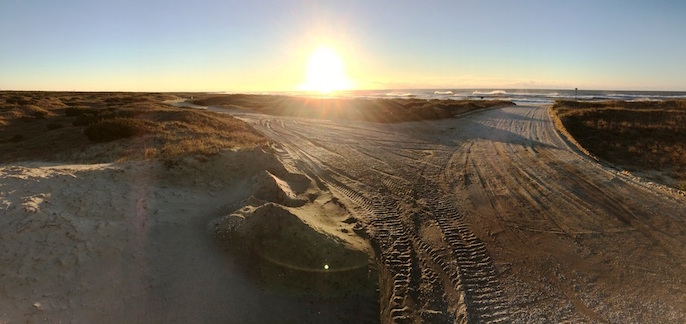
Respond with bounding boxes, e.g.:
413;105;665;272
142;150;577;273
300;47;352;93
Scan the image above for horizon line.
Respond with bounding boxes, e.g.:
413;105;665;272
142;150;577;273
2;87;686;93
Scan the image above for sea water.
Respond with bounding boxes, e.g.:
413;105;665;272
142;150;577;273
246;89;686;105
348;89;686;105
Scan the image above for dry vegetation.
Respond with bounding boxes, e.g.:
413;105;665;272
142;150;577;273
552;99;686;189
192;94;513;123
0;91;267;163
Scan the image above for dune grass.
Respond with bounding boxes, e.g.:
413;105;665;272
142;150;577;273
191;94;513;123
552;99;686;189
0;91;267;163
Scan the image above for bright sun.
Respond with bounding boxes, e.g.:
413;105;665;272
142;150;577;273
301;47;352;93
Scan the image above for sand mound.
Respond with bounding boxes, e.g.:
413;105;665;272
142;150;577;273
210;150;371;272
212;199;374;298
214;203;368;271
209;151;375;296
251;171;310;207
159;147;282;186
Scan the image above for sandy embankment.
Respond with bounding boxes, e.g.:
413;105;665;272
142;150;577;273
0;148;377;322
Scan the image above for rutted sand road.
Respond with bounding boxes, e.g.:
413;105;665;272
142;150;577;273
239;104;686;323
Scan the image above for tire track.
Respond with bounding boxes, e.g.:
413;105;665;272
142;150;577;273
365;135;510;323
413;148;510;323
247;113;514;323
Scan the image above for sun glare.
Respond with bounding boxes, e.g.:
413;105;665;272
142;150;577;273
301;47;352;93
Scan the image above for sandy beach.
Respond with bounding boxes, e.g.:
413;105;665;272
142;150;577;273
0;148;377;322
235;103;686;323
2;92;686;323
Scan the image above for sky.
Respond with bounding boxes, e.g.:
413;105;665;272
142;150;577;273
1;0;685;92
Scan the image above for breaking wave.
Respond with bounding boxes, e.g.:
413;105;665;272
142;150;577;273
473;90;507;96
385;92;416;98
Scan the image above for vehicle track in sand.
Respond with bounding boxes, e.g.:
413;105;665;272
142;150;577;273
239;104;686;323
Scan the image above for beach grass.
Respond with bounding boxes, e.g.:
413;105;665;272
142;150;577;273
0;91;268;163
552;99;686;189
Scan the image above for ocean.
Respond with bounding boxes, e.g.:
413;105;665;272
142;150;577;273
251;89;686;105
344;89;686;105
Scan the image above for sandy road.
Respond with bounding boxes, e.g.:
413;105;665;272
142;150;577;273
238;104;686;323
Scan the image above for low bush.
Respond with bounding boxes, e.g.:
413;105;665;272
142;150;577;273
71;108;140;126
72;113;102;126
17;105;53;119
46;123;63;130
65;107;100;116
33;110;49;119
6;96;32;105
84;118;154;142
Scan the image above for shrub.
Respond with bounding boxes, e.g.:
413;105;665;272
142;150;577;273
70;108;138;126
46;123;63;130
6;96;31;105
33;110;48;119
114;109;141;118
72;113;102;126
18;105;52;119
64;107;100;116
83;118;153;142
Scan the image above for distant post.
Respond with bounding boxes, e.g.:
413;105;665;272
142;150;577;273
575;88;578;101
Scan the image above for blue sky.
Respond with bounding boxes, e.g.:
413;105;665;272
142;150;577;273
1;0;685;91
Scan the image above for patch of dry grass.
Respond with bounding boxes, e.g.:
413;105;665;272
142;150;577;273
191;94;513;123
552;99;686;189
0;91;267;163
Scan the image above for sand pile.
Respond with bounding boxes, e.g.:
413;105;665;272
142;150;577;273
251;171;309;207
0;148;375;322
211;153;374;296
215;203;368;272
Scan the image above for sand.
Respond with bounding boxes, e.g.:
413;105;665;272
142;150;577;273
5;99;686;323
0;148;377;322
238;104;686;323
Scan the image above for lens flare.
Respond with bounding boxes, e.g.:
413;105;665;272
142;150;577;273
301;47;352;93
